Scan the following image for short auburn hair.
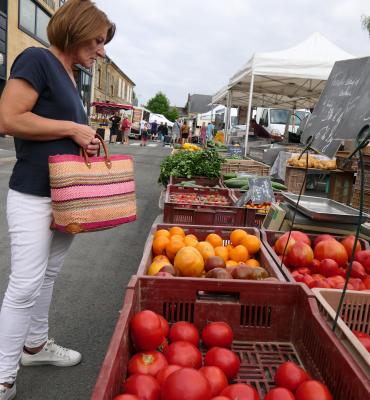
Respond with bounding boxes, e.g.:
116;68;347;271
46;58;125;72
47;0;115;51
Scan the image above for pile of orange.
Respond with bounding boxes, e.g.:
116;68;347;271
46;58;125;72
149;227;262;277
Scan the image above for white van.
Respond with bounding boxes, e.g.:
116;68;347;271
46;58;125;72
255;108;309;137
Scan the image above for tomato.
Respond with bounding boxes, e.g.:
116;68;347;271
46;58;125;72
295;380;333;400
156;364;182;386
164;341;202;368
362;276;370;290
169;321;199;346
128;351;168;377
274;361;310;392
265;387;295;400
348;261;366;279
358;336;370;352
158;314;170;337
161;368;212;400
352;330;368;338
123;374;160;400
317;259;341;277
210;397;230;400
130;310;164;351
221;383;259;400
204;347;240;380
113;395;139;400
200;366;228;397
201;322;233;348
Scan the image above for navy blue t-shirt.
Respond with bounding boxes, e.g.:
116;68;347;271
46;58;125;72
8;47;87;197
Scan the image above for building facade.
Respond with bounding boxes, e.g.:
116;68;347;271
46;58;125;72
92;56;135;105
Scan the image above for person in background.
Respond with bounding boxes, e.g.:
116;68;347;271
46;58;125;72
139;119;146;140
120;115;131;145
0;1;115;398
200;122;207;147
109;111;121;143
172;120;181;145
180;121;190;144
157;122;164;142
140;122;149;146
207;122;214;143
150;120;158;141
162;122;169;146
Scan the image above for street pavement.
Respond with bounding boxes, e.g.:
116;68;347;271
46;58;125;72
0;137;171;399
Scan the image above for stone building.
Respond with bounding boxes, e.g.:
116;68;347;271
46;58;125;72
92;55;135;105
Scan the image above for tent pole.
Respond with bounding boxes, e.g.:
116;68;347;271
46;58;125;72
244;73;255;157
225;90;233;143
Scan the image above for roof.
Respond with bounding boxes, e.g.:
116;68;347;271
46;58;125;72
186;94;213;114
105;55;136;86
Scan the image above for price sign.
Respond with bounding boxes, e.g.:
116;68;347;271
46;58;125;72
227;146;244;158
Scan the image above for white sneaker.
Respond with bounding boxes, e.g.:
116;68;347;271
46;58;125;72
21;338;82;367
0;384;16;400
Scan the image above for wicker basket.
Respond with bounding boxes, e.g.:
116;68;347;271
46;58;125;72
221;158;270;175
284;166;307;194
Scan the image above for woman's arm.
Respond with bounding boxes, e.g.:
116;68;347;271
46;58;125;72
0;79;96;149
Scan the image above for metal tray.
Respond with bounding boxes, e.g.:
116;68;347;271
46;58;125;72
282;193;370;223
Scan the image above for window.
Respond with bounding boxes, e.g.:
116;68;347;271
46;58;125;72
121;80;125;99
19;0;51;45
270;109;289;125
118;78;122;98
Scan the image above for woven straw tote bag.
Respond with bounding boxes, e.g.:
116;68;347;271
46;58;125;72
48;135;136;234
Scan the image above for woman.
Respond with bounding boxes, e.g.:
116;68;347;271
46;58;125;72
0;1;115;398
141;122;150;146
200;122;207;147
180;121;190;145
121;115;132;145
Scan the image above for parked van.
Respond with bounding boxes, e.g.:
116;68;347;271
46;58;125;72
255;107;309;137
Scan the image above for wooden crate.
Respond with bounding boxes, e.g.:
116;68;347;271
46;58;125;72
221;158;270;175
284;166;307;194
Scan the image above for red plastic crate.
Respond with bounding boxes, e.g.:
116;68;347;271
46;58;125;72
137;223;286;282
163;185;245;226
261;230;369;283
169;175;222;187
91;277;370;400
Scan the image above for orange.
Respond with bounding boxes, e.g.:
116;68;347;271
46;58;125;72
154;229;170;239
196;241;215;260
230;229;248;246
240;235;261;254
166;239;185;260
226;244;234;256
148;260;172;276
152;236;170;255
169;226;186;238
153;255;170;263
229;245;249;262
226;260;238;267
186;234;198;241
174;246;204;277
245;258;260;268
205;233;223;248
184;235;198;247
214;246;229;262
171;234;185;242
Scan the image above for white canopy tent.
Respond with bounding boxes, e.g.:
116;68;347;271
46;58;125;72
149;113;174;127
212;32;354;154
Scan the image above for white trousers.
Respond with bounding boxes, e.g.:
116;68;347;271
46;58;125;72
0;189;74;383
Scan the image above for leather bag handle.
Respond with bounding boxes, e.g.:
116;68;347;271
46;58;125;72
81;134;112;169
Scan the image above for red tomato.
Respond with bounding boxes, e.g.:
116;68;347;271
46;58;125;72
164;341;202;368
358;336;370;352
314;240;348;268
210;397;230;400
317;259;340;277
362;276;370;290
265;387;295;400
201;322;234;348
348;261;366;279
200;366;228;397
221;383;259;400
158;314;170;337
274;361;310;392
123;374;160;400
296;267;311;275
313;234;336;248
113;395;139;400
169;321;199;346
130;310;164;351
341;235;362;257
161;368;212;400
352;330;368;338
156;365;182;386
128;351;168;377
295;380;333;400
204;347;240;380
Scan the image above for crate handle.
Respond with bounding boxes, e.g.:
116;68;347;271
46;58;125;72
197;290;240;303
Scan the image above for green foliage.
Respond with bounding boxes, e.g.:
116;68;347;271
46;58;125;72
361;15;370;37
165;106;179;122
146;92;170;115
158;149;224;186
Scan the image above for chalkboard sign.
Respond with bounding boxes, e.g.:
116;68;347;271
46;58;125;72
227;146;244;158
301;57;370;158
235;177;275;206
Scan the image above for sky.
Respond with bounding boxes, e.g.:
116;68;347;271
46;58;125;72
95;0;370;108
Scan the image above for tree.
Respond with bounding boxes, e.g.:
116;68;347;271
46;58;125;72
165;107;179;122
361;15;370;37
146;92;170;115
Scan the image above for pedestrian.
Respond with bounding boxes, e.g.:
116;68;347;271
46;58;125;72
139;119;146;139
180;121;190;145
200;122;207;147
207;122;214;143
0;1;115;398
109;111;121;143
150;120;158;140
172;119;181;145
141;122;149;146
157;122;164;142
121;115;132;145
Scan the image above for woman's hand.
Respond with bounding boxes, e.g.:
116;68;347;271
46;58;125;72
68;122;97;148
86;137;100;156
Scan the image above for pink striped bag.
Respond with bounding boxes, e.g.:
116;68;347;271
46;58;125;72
48;135;136;234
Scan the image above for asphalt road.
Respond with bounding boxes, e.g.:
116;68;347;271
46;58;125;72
0;137;171;399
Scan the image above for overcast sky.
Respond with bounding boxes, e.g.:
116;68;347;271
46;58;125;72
95;0;370;107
